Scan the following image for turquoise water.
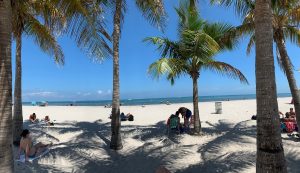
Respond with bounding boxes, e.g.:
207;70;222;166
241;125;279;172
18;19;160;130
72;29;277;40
23;93;292;106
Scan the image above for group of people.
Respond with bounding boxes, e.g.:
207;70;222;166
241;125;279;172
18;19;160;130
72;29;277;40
280;108;298;134
167;107;193;134
109;112;134;121
29;113;54;126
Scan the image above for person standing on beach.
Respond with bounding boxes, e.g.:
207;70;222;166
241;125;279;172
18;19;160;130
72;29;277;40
177;107;192;128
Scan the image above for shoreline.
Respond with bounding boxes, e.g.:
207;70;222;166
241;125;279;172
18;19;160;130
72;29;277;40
22;96;292;107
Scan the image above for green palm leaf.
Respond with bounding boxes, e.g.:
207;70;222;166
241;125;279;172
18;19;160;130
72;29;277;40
24;15;64;64
202;61;249;84
135;0;166;30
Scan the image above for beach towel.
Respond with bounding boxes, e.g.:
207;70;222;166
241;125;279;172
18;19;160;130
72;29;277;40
16;148;50;163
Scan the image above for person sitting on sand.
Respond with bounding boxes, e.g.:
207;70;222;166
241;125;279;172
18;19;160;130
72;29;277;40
289;108;296;118
18;129;52;161
284;108;296;120
29;113;39;123
167;111;180;127
120;112;128;121
178;107;192;127
44;116;54;126
167;112;183;133
44;116;50;122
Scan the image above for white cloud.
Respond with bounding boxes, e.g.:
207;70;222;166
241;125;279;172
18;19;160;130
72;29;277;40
97;90;103;94
107;89;111;94
83;92;91;96
23;91;56;97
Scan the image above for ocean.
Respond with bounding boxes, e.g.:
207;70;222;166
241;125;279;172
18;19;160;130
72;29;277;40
23;93;292;106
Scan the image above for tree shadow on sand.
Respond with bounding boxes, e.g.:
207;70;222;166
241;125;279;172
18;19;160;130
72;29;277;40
18;120;186;173
16;119;300;173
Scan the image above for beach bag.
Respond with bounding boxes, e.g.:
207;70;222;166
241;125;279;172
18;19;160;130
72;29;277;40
128;115;134;121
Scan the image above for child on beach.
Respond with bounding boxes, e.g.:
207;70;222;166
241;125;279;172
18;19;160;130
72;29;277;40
167;112;183;133
177;107;192;128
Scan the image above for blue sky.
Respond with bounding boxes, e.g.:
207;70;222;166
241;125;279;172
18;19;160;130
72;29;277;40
14;0;300;102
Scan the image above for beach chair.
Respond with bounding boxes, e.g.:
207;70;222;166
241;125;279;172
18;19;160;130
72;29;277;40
167;117;179;136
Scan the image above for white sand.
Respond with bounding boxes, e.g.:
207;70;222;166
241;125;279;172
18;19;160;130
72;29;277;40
14;97;300;173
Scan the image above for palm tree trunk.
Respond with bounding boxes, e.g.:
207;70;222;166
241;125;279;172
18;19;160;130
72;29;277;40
13;30;23;145
0;0;14;172
274;30;300;128
110;0;123;150
254;0;287;172
192;75;201;134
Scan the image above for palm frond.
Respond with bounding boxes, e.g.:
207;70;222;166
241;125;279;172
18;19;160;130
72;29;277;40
53;0;112;61
24;15;64;65
148;58;187;85
30;0;67;34
246;34;255;55
176;0;203;33
283;25;300;46
135;0;167;31
203;22;239;50
181;30;220;59
287;5;300;25
202;61;249;84
143;37;181;58
210;0;255;18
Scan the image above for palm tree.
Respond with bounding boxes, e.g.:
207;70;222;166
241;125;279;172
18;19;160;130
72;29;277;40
12;0;64;144
110;0;123;150
211;0;287;171
145;1;248;134
110;0;166;150
211;0;300;131
0;0;14;172
254;0;287;171
12;0;112;144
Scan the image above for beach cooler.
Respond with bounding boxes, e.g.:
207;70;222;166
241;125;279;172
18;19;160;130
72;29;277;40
215;102;222;114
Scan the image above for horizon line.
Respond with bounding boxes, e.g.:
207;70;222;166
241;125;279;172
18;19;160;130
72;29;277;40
22;92;291;103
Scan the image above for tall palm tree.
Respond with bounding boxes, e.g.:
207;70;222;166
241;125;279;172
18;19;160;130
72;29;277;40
145;1;248;134
0;0;14;172
254;0;287;171
110;0;123;150
211;0;288;171
12;0;112;144
12;0;64;144
211;0;300;131
110;0;166;150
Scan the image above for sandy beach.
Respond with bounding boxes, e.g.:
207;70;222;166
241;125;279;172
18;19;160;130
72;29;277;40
14;97;300;173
